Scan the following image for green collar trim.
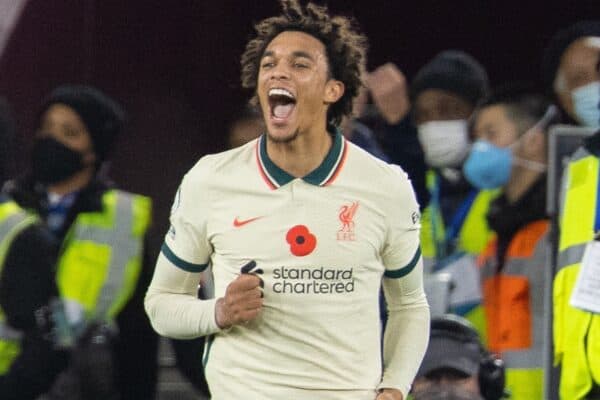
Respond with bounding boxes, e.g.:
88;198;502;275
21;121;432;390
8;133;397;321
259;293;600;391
257;131;346;188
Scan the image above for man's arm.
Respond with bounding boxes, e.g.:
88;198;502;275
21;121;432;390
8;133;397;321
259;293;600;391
146;160;263;338
145;164;223;339
377;256;430;399
145;251;264;339
144;252;221;339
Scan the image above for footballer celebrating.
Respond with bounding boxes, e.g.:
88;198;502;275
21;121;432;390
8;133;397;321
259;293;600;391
145;1;430;399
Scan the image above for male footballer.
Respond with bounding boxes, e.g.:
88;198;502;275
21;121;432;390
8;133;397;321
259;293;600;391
145;1;430;399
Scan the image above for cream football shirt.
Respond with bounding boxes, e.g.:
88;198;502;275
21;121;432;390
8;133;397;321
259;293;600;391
146;132;428;399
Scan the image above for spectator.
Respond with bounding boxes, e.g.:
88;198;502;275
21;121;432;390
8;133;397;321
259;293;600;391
553;58;600;399
410;50;495;269
412;314;505;400
464;89;554;399
3;85;158;399
391;51;495;338
542;20;600;127
0;98;64;399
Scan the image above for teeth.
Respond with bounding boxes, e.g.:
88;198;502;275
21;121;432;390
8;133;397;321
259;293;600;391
268;88;294;99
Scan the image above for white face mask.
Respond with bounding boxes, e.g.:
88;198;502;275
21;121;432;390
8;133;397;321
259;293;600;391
417;119;470;168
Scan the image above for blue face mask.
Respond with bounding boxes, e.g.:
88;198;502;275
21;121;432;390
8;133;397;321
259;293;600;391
463;140;512;189
572;81;600;128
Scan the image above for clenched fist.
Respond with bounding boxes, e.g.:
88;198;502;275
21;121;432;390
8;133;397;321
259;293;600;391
376;388;404;400
366;63;410;125
215;261;263;328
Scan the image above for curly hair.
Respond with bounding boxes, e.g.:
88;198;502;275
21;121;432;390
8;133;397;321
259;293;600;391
240;0;368;128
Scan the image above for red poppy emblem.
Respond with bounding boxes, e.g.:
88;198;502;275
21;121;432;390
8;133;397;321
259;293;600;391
286;225;317;257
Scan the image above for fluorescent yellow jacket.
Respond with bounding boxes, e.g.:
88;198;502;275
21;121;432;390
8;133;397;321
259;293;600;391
420;171;498;261
420;170;498;336
56;190;151;326
0;190;151;375
556;148;600;399
0;199;38;374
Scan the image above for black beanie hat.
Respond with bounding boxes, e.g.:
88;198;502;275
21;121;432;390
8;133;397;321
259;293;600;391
40;85;125;161
541;20;600;95
410;50;490;107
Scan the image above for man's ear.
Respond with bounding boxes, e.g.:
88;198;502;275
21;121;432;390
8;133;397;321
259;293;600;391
324;79;345;103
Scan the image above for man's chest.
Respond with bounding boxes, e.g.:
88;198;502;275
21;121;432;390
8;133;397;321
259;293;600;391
204;181;389;291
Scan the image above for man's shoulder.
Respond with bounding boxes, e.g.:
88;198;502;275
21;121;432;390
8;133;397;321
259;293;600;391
346;141;410;185
186;140;257;184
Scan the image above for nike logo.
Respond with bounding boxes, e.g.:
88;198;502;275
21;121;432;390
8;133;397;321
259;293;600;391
233;216;263;227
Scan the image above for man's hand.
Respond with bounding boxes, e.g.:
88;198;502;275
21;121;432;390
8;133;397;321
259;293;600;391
365;63;410;125
215;269;263;329
376;388;404;400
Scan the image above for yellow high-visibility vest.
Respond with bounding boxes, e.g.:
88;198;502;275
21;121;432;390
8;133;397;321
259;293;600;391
56;190;151;323
0;190;151;375
421;171;498;261
0;199;38;374
556;149;600;400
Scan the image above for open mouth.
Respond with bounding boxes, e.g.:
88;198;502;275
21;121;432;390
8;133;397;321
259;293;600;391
268;88;296;121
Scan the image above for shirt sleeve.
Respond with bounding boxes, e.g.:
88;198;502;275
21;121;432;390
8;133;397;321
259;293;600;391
377;168;430;397
162;169;212;272
145;253;221;339
378;258;430;397
381;166;422;276
145;163;222;339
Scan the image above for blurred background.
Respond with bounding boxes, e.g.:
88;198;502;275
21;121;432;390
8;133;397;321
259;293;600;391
0;0;598;254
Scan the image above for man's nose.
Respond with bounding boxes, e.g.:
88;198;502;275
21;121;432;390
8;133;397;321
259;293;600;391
271;64;290;80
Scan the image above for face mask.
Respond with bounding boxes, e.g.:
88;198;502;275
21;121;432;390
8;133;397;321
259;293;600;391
463;126;548;191
417;120;470;168
462;140;512;189
31;137;85;184
571;81;600;128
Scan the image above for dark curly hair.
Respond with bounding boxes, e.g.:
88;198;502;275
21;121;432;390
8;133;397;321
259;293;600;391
240;0;368;128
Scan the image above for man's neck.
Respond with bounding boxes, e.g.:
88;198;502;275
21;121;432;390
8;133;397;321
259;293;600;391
47;168;94;196
266;127;333;178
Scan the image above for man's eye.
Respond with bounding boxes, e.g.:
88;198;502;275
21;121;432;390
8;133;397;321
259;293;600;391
294;63;308;68
261;62;274;69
